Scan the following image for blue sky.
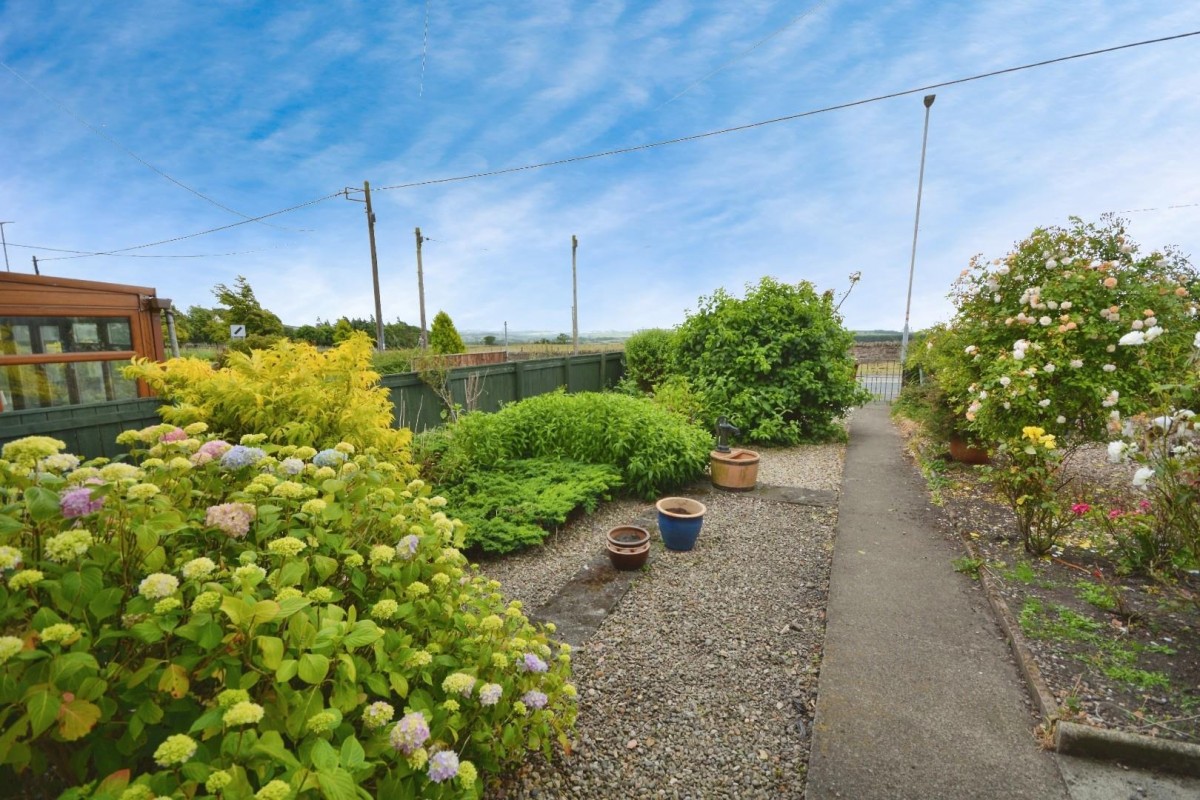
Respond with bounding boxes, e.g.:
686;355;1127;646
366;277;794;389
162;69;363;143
2;1;1198;336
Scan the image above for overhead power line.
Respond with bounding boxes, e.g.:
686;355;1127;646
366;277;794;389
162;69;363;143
375;29;1200;193
0;60;298;231
1115;201;1200;214
35;191;344;262
7;241;285;259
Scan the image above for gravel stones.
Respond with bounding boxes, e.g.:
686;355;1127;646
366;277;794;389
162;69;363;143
484;443;845;798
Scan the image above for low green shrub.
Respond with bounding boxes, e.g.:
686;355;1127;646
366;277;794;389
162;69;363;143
442;459;623;553
423;391;712;499
0;429;575;799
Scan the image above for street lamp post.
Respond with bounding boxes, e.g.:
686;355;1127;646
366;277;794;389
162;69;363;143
0;222;13;271
899;94;936;371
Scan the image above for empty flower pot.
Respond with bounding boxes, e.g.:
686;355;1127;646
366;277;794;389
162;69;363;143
655;497;707;552
607;525;650;550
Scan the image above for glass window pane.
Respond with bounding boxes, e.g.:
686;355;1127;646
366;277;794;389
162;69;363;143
107;362;139;401
0;363;71;410
0;316;135;354
40;325;65;354
108;320;132;348
73;361;109;405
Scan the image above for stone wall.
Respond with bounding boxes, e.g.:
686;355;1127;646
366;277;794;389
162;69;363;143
853;342;901;363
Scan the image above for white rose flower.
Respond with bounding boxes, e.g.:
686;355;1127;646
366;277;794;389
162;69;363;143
1132;467;1154;488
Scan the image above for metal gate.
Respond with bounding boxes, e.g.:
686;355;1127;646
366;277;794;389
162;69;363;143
855;361;903;402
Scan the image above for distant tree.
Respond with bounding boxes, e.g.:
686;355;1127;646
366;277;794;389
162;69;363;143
482;335;497;346
180;305;221;344
292;324;319;344
332;317;355;343
555;333;570;344
211;276;284;338
430;311;466;354
385;318;421;349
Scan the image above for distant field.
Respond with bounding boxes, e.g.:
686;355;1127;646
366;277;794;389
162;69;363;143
471;342;625;356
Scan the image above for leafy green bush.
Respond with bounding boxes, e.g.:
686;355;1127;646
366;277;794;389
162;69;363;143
125;333;414;464
622;329;678;392
429;313;466;356
442;459;623;553
423;391;712;499
0;430;575;799
675;277;870;444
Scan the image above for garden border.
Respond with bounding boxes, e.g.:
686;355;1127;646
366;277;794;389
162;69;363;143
953;526;1200;777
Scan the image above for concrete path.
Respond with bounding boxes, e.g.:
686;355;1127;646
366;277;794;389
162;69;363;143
806;403;1068;799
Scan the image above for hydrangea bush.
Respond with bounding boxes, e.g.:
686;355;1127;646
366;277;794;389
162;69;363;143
0;426;575;799
926;216;1199;447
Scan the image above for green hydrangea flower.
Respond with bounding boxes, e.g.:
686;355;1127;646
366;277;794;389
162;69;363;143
153;733;198;766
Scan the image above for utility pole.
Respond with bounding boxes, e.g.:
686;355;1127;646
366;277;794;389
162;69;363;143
31;255;40;275
571;235;579;355
900;94;936;370
415;227;428;350
0;222;13;271
363;182;385;352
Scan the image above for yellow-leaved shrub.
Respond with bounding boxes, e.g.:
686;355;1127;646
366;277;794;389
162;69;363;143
125;333;413;468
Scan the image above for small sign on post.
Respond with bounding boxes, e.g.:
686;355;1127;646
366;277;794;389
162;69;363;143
230;324;246;340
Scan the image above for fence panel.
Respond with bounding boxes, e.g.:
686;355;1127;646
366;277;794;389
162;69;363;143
855;361;903;402
0;398;163;459
1;354;628;455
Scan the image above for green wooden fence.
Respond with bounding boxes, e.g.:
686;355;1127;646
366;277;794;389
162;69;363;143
0;353;625;458
382;352;625;432
0;398;164;460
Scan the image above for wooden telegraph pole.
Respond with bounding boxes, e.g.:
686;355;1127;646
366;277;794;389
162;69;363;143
363;181;385;351
415;227;428;350
571;234;579;355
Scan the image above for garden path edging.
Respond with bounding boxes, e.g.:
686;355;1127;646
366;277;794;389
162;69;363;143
955;530;1200;777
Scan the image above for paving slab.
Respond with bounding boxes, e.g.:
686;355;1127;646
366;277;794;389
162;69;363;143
806;403;1068;799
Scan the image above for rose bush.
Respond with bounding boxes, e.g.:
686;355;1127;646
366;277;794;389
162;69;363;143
926;216;1198;447
1091;329;1200;575
0;426;575;799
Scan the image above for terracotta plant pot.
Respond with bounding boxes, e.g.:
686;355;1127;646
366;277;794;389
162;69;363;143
710;448;761;491
607;525;650;550
606;525;651;570
948;435;990;465
655;497;707;551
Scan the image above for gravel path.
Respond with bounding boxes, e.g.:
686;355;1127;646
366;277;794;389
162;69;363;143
482;443;845;798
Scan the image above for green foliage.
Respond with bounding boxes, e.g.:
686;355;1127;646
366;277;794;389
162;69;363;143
675;277;871;444
429;312;466;355
0;433;576;798
979;426;1080;555
441;459;623;553
622;329;679;393
372;349;419;376
423;391;712;500
648;375;708;427
212;276;285;339
124;333;413;462
1018;598;1170;690
930;215;1199;447
951;556;984;578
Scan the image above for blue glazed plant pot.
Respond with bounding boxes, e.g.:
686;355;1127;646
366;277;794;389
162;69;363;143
655;497;707;551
